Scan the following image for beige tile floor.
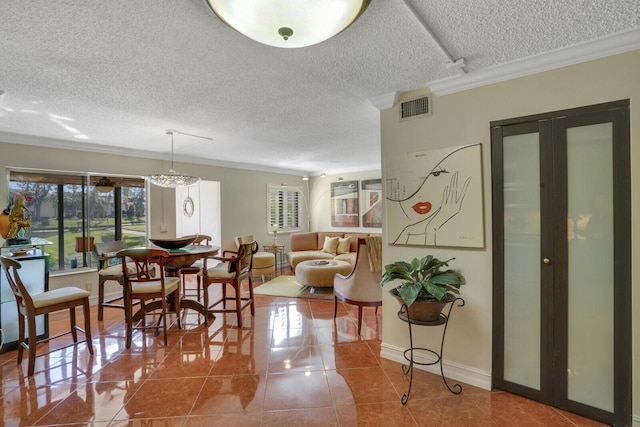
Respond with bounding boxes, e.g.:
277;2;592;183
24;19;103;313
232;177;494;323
0;278;606;426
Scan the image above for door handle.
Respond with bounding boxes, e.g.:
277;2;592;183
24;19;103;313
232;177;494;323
543;258;551;264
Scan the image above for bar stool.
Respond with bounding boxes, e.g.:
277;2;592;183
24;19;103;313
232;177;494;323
179;234;212;301
0;256;94;376
95;240;136;321
234;235;274;282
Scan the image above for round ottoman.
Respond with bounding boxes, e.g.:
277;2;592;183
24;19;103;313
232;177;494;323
295;260;353;288
252;252;275;280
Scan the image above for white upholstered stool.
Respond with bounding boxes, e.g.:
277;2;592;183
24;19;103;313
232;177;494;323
252;251;275;281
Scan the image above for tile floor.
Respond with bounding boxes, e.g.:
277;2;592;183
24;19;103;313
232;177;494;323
0;279;607;426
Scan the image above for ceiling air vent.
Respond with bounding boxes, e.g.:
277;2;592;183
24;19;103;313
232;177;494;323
400;95;431;121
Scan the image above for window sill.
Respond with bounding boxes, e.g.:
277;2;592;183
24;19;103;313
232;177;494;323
51;268;96;277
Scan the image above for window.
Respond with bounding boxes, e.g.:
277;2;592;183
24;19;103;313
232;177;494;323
7;170;147;272
268;185;304;233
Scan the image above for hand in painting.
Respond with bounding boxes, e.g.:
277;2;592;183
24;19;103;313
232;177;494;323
426;172;471;241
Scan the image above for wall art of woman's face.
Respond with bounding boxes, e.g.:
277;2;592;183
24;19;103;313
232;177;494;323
385;143;484;247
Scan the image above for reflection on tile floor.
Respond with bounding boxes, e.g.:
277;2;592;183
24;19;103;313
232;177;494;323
0;279;606;426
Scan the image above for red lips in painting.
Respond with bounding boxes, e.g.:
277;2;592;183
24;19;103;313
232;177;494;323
412;201;432;215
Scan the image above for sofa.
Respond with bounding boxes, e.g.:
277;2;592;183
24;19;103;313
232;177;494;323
286;231;381;271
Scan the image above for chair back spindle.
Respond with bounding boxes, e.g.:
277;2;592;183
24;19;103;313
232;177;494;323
1;258;32;308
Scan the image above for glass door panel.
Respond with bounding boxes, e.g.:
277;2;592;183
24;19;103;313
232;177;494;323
566;123;614;411
502;132;541;389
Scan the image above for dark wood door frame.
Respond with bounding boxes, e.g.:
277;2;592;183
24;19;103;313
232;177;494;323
491;100;631;426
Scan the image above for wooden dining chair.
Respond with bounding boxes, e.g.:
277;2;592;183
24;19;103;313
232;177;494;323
235;235;275;282
117;248;182;348
178;234;212;301
201;240;257;327
94;240;136;320
0;256;94;376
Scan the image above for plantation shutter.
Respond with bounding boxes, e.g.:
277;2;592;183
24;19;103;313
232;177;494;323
267;185;302;233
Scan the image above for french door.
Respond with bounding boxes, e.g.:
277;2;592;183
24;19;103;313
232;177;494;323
491;100;631;426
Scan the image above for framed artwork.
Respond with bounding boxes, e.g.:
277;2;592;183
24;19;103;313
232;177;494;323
331;180;359;227
361;179;382;228
384;143;484;248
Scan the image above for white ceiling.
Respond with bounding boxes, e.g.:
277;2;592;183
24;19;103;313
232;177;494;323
1;1;639;176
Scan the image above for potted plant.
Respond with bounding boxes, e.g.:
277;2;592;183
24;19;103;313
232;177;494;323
380;255;466;322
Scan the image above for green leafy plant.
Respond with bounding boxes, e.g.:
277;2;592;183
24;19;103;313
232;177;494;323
380;255;466;307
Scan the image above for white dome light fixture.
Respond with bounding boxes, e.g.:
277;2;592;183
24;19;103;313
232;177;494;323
205;0;371;48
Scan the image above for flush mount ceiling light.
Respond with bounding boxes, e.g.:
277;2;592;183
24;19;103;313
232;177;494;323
147;129;212;188
205;0;371;48
94;176;115;193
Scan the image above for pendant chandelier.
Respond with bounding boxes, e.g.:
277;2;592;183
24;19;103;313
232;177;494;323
205;0;371;48
147;129;211;188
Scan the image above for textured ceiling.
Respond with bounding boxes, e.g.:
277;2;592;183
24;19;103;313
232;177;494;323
1;1;639;176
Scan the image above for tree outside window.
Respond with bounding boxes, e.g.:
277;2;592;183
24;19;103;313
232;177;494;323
7;171;147;272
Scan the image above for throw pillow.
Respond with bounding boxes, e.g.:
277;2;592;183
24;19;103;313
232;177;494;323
337;237;351;254
105;252;121;266
322;236;340;255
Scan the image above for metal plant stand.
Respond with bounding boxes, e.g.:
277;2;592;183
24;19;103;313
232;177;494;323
398;297;465;404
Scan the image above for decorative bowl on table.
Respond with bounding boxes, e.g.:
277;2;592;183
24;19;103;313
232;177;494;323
149;235;197;250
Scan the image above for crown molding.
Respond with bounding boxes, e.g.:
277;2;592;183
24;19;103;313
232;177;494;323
0;131;306;177
0;131;159;159
428;28;640;96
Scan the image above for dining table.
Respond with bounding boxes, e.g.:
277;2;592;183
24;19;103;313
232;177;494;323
164;244;219;317
132;244;220;321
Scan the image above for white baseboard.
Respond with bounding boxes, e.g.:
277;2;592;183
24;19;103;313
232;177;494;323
380;342;492;391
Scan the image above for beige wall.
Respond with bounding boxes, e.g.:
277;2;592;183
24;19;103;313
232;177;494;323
379;50;639;415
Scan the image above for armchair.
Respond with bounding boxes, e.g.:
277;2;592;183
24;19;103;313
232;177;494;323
333;237;382;335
